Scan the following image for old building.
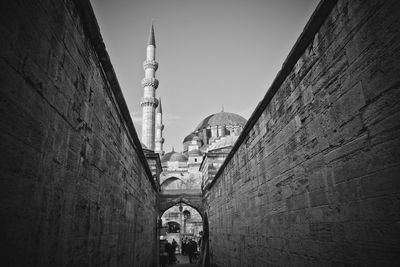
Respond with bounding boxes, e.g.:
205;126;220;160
200;135;239;190
160;111;247;190
158;110;247;244
138;25;248;243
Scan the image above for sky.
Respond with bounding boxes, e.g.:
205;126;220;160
91;0;320;152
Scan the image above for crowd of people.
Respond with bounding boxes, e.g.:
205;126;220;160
181;237;199;264
161;237;199;265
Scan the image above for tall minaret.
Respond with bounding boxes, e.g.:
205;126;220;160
155;97;165;156
141;23;159;150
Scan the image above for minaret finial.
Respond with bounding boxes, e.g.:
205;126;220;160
148;21;156;47
172;146;175;152
222;105;224;112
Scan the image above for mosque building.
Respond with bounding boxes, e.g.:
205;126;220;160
139;24;247;242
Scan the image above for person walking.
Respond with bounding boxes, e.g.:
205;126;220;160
172;239;178;251
181;237;188;255
171;239;178;263
165;240;175;264
187;238;197;264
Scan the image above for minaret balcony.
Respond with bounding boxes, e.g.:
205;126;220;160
156;124;164;130
141;77;159;89
143;60;158;71
140;96;158;107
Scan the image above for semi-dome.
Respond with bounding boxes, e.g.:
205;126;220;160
183;132;198;143
161;150;188;163
195;111;247;131
208;135;239;151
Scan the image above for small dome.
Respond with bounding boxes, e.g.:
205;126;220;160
208;135;239;151
195;111;247;131
161;150;188;163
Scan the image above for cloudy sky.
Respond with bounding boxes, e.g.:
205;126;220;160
91;0;319;152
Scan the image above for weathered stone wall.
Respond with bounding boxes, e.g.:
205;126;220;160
0;0;158;266
204;0;400;266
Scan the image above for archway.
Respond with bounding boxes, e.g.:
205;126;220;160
159;202;204;258
160;176;185;190
159;197;204;218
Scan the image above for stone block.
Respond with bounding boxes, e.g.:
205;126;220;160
309;189;328;207
360;197;400;221
286;193;308;211
359;164;400;199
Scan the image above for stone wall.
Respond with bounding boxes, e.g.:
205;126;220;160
0;0;158;266
204;0;400;266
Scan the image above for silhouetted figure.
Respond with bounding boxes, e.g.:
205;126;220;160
165;241;174;264
171;239;178;263
187;238;197;264
181;237;188;255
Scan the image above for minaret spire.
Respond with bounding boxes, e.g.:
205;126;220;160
148;22;156;47
140;23;159;150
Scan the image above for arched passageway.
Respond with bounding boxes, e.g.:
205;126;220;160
160;202;203;243
159;202;205;265
159;191;204;216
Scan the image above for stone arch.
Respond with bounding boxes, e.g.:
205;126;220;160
160;173;187;184
159;197;204;218
160;176;184;190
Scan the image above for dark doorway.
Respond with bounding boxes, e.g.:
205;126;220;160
166;221;181;233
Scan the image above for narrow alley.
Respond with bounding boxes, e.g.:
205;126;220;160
1;0;400;266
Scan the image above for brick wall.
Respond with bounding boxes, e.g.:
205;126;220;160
0;0;158;266
204;0;400;266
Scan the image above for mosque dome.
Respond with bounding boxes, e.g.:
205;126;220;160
161;150;188;163
194;111;247;131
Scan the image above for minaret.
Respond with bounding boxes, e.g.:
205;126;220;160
155;97;165;156
141;23;159;150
